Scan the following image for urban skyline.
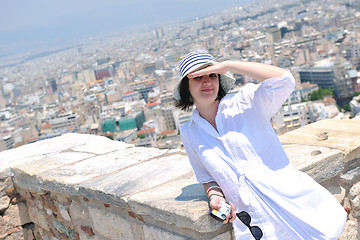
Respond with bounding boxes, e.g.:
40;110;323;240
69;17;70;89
0;0;359;151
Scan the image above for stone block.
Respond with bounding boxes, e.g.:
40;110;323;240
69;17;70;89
0;196;10;212
320;176;346;203
5;226;24;240
0;134;90;171
128;175;213;229
28;206;49;231
22;223;35;240
71;134;133;155
37;146;167;189
79;232;100;240
13;152;94;177
69;201;88;221
52;220;76;239
88;207;134;240
338;220;359;240
3;203;31;226
0;216;11;236
210;230;233;240
0;177;13;197
349;181;360;218
283;144;344;183
80;225;95;236
80;153;194;206
279;119;360;163
58;204;71;222
143;225;187;240
130;221;145;240
341;166;360;186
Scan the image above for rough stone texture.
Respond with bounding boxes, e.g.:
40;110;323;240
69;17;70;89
349;181;360;218
28;205;50;231
3;203;31;226
0;121;358;240
128;175;219;232
88;206;135;240
143;225;187;240
283;144;344;183
211;231;234;240
69;201;88;221
58;204;71;222
0;216;11;236
0;177;13;197
320;176;346;203
279;119;360;162
338;220;360;240
0;196;10;212
341;166;360;186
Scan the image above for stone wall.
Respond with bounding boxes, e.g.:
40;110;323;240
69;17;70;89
0;119;359;240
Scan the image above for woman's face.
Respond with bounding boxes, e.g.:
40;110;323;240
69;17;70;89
188;73;219;104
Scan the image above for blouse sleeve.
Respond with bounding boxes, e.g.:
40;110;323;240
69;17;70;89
180;127;215;184
234;70;295;120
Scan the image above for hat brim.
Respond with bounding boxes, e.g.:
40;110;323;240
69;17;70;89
173;62;236;101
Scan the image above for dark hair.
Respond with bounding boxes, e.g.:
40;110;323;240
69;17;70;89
175;75;226;111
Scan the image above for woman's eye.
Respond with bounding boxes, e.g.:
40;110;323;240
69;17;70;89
194;76;202;80
209;73;217;78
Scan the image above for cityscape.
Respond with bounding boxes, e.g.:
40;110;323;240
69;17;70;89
1;0;360;152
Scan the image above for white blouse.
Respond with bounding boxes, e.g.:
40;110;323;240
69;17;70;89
180;71;346;240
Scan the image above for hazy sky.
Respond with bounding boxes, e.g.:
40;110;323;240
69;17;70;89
0;0;252;57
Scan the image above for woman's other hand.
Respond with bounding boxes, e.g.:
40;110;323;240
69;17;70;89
209;196;236;224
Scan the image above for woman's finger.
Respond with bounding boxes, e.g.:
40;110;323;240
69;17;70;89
228;202;236;223
188;63;225;77
229;202;236;211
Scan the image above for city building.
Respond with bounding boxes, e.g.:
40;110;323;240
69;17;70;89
350;96;360;117
129;79;158;103
117;111;145;131
298;60;354;107
94;66;115;81
271;103;308;134
49;112;81;132
122;91;139;103
0;133;14;152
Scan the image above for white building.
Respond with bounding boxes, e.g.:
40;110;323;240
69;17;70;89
0;134;14;152
49;112;81;132
271;103;308;134
350;96;360;117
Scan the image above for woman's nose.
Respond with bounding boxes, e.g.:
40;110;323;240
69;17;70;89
202;75;211;83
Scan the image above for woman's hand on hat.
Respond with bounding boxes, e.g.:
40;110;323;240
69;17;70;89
187;61;229;78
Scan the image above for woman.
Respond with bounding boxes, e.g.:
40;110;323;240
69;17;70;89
173;50;347;240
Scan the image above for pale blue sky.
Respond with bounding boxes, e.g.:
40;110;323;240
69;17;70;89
0;0;253;57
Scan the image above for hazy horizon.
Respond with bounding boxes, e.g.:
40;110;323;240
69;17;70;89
0;0;254;58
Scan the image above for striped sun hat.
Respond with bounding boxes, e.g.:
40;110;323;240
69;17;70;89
173;50;235;101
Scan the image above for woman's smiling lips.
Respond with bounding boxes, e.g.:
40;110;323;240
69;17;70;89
201;88;213;92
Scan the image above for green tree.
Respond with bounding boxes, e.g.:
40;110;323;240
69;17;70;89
138;134;145;139
343;105;351;112
309;87;334;101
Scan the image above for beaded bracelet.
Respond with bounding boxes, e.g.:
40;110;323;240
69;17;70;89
208;193;225;201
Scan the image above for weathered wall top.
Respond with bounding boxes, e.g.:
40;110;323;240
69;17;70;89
0;119;359;239
279;119;360;163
